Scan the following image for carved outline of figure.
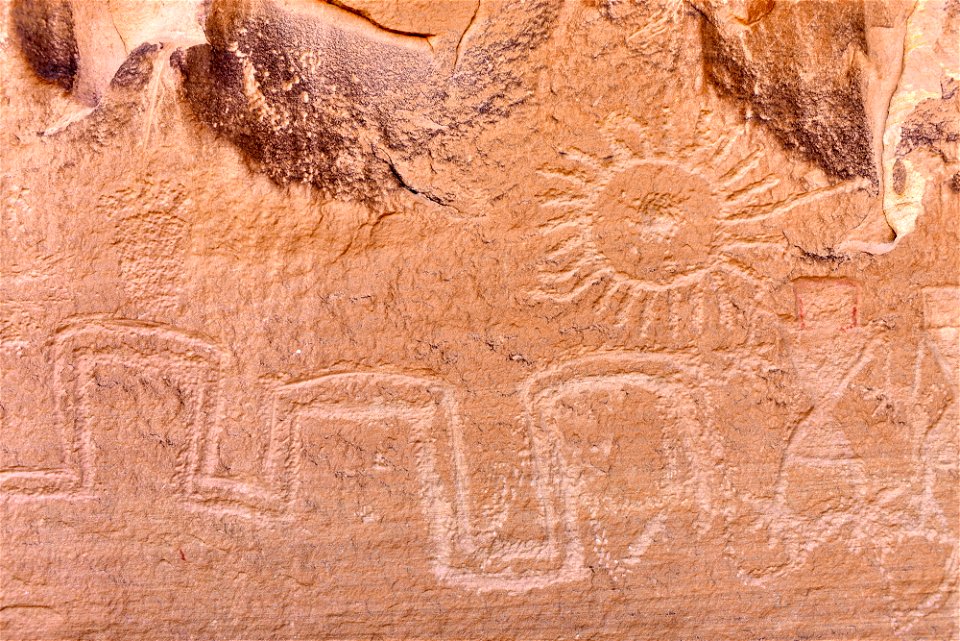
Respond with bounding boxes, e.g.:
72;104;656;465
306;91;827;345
263;372;587;592
711;278;959;633
3;317;954;614
0;318;225;500
524;352;715;580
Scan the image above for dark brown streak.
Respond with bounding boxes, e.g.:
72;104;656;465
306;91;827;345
324;0;436;41
454;0;481;72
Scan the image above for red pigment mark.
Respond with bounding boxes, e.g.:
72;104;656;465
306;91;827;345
179;548;187;562
793;277;862;332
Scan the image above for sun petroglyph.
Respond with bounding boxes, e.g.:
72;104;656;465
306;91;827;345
533;108;871;339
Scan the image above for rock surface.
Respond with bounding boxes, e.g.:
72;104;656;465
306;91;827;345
1;0;958;639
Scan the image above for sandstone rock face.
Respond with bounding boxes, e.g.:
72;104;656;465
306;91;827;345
1;1;958;639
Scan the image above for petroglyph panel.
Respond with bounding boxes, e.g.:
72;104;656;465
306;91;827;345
2;0;958;639
1;320;224;499
526;354;709;582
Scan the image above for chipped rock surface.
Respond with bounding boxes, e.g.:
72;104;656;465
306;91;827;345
1;0;958;639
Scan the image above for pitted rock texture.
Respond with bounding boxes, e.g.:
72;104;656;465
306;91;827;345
1;1;958;640
177;0;560;200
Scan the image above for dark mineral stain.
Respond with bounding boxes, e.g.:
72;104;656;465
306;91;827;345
176;0;559;200
12;0;78;90
898;120;948;155
892;159;906;195
896;99;960;156
177;1;435;199
111;44;163;90
698;0;875;182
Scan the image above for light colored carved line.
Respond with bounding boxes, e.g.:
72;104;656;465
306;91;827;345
723;174;781;206
182;476;285;519
433;371;595;591
73;330;282;517
922;285;960;329
269;370;586;592
737;330;958;593
1;319;228;504
533;369;683;567
288;405;435;422
893;543;959;634
777;333;879;483
0;469;80;500
919;346;960;555
265;372;443;506
414;385;466;580
747;335;885;584
512;353;708;586
528;352;700;388
272;373;556;585
53;317;224;356
266;373;470;580
531;358;710;509
721;177;871;223
68;351;210;492
718;148;762;184
54;319;226;493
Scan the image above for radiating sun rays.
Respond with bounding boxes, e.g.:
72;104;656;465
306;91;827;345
532;109;871;345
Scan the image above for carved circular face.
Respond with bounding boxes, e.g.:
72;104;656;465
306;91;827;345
592;163;718;286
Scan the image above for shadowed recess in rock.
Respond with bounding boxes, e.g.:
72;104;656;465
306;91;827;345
175;0;559;200
697;0;875;182
11;0;78;90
